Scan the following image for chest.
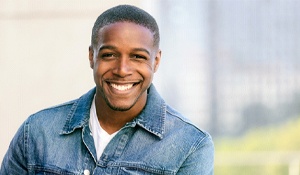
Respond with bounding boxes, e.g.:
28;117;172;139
27;127;186;175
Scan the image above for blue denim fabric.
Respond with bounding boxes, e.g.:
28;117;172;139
1;85;214;175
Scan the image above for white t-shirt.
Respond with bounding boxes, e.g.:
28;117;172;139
89;96;118;160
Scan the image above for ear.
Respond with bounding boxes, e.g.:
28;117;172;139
89;46;94;69
154;50;161;72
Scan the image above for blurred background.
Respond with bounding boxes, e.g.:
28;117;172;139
1;0;300;174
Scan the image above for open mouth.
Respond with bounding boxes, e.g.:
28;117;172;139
109;82;139;91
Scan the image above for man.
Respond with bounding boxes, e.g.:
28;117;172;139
1;5;214;175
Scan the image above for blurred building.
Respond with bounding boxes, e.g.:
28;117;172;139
153;0;300;136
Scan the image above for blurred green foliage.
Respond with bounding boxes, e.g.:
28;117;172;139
214;117;300;175
216;165;287;175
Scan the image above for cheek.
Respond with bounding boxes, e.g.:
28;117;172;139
143;60;157;71
138;63;156;78
93;62;109;80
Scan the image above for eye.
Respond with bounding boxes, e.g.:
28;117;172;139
132;54;147;60
101;53;116;59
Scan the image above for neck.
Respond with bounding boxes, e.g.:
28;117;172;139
94;94;146;134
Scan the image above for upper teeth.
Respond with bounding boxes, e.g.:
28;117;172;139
111;83;133;91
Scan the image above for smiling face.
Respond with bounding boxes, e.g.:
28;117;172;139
89;22;161;112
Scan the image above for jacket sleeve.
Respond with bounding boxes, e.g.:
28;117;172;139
0;122;28;174
176;134;214;175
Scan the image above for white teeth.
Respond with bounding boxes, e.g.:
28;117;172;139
111;83;134;91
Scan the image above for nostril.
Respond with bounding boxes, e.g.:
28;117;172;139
112;59;132;77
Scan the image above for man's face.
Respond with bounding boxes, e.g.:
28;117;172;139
89;22;161;111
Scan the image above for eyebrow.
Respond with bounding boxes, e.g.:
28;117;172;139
99;45;150;56
132;48;150;56
98;45;117;52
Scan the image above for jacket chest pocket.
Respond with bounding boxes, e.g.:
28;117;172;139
34;172;75;175
29;166;77;175
118;167;173;175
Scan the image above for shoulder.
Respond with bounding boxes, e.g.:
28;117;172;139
161;104;214;170
8;99;79;154
26;99;77;125
16;100;78;141
165;105;213;148
26;88;96;124
16;99;82;152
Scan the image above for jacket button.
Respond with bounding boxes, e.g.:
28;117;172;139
84;169;90;175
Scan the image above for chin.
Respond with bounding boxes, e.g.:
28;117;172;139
108;104;134;111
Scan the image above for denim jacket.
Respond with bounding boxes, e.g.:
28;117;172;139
1;85;214;175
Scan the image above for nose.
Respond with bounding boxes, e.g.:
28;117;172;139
112;57;132;77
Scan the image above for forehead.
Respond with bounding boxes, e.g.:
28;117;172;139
97;22;155;46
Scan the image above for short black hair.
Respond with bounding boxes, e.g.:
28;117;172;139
91;5;160;48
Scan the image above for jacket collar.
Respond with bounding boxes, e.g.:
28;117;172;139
133;85;165;139
60;88;95;135
61;84;166;139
